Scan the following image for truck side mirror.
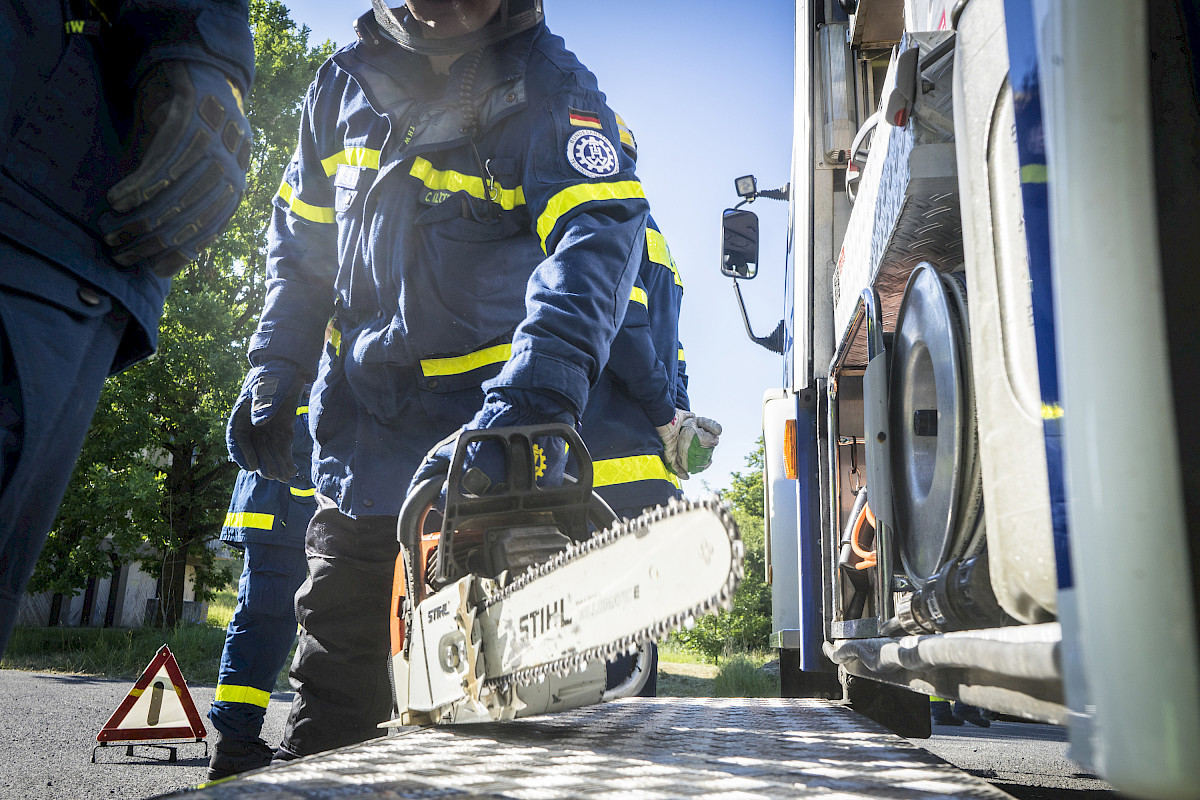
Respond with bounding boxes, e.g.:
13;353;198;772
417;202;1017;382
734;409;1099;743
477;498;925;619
720;208;760;280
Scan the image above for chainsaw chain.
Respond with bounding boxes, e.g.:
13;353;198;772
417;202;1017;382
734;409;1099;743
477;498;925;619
479;495;742;690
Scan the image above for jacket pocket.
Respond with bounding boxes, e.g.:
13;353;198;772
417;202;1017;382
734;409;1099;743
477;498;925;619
342;319;416;425
3;35;123;228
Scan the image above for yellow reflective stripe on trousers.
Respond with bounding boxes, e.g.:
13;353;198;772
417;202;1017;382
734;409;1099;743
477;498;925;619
630;286;647;307
321;146;381;176
277;181;334;224
593;454;681;490
290;486;316;497
215;683;271;709
296;406;309;415
409;157;525;210
420;343;512;377
678;348;686;362
537;180;646;252
224;511;274;530
645;227;683;287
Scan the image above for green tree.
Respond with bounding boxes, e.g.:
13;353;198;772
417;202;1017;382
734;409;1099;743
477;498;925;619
29;2;335;627
673;438;773;660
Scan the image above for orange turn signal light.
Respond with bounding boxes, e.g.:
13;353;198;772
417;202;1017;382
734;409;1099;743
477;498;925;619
783;418;798;480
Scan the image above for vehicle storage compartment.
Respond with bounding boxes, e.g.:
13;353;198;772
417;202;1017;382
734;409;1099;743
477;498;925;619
953;0;1056;623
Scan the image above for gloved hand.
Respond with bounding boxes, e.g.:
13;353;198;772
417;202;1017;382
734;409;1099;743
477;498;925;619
676;416;722;478
655;409;696;476
408;395;570;498
100;60;251;277
227;361;303;482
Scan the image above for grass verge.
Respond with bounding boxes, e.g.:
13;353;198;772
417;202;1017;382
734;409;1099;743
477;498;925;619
1;624;227;684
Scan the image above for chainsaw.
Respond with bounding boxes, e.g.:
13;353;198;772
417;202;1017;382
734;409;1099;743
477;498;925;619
384;423;742;727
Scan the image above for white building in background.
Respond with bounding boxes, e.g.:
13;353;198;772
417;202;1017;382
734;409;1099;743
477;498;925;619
17;541;238;629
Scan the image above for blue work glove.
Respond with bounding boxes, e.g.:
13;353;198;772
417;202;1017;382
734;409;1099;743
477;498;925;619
408;396;571;498
100;60;251;277
227;361;303;482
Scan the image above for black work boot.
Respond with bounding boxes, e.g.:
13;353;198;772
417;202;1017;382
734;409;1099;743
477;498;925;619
952;702;992;728
207;733;274;781
930;700;963;726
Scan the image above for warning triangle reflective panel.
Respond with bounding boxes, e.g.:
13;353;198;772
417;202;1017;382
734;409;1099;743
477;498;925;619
96;644;207;742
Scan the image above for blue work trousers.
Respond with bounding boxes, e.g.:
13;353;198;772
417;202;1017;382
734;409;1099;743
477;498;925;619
210;541;307;741
0;244;129;655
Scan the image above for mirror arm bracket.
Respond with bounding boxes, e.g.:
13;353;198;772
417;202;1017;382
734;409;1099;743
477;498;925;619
732;279;785;354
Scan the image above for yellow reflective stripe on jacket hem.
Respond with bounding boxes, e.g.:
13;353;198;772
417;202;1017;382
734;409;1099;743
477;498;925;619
645;227;683;287
537;180;646;252
290;486;316;497
278;181;334;224
420;343;512;377
593;455;681;490
410;157;525;210
224;511;274;530
630;286;647;307
215;684;271;708
321;146;381;176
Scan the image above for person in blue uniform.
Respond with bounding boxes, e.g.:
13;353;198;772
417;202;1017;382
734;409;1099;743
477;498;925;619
226;0;653;758
0;0;254;657
207;388;315;780
580;118;722;696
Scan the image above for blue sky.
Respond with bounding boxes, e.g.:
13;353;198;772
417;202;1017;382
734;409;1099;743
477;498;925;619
280;1;796;491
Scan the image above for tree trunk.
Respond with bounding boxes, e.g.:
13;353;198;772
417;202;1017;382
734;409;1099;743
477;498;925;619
155;545;189;627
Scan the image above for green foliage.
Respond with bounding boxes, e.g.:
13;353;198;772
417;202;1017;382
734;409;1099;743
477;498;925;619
672;438;773;660
713;654;779;698
1;625;227;684
29;2;334;624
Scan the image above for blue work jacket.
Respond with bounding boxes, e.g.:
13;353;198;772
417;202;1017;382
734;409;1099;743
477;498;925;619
250;14;649;517
221;385;316;548
579;215;690;512
0;1;254;374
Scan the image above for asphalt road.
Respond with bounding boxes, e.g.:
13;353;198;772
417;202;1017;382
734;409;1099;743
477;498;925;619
0;670;1121;800
911;720;1121;800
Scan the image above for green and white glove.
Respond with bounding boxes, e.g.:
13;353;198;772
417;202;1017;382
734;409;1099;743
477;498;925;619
655;409;695;476
675;416;722;479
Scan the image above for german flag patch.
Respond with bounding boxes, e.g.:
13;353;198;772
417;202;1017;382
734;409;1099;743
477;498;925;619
568;108;603;129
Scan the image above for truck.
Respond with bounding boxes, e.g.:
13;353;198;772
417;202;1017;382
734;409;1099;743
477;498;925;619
722;0;1200;798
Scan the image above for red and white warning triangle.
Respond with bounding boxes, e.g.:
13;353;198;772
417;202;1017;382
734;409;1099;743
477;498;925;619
97;644;207;742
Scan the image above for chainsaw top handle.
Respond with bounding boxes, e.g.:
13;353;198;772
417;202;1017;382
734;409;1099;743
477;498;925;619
442;424;593;575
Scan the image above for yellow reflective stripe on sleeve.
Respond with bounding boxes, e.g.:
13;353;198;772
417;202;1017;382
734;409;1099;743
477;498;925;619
329;327;342;356
630;286;647;307
678;348;686;361
592;454;681;490
215;683;271;709
321;146;381;176
537;180;646;252
645;227;683;287
277;181;335;224
420;343;512;377
224;511;274;530
290;486;317;497
409;157;525;210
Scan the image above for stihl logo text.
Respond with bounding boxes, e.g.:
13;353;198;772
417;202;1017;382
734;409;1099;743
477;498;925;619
427;603;450;623
519;598;571;639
